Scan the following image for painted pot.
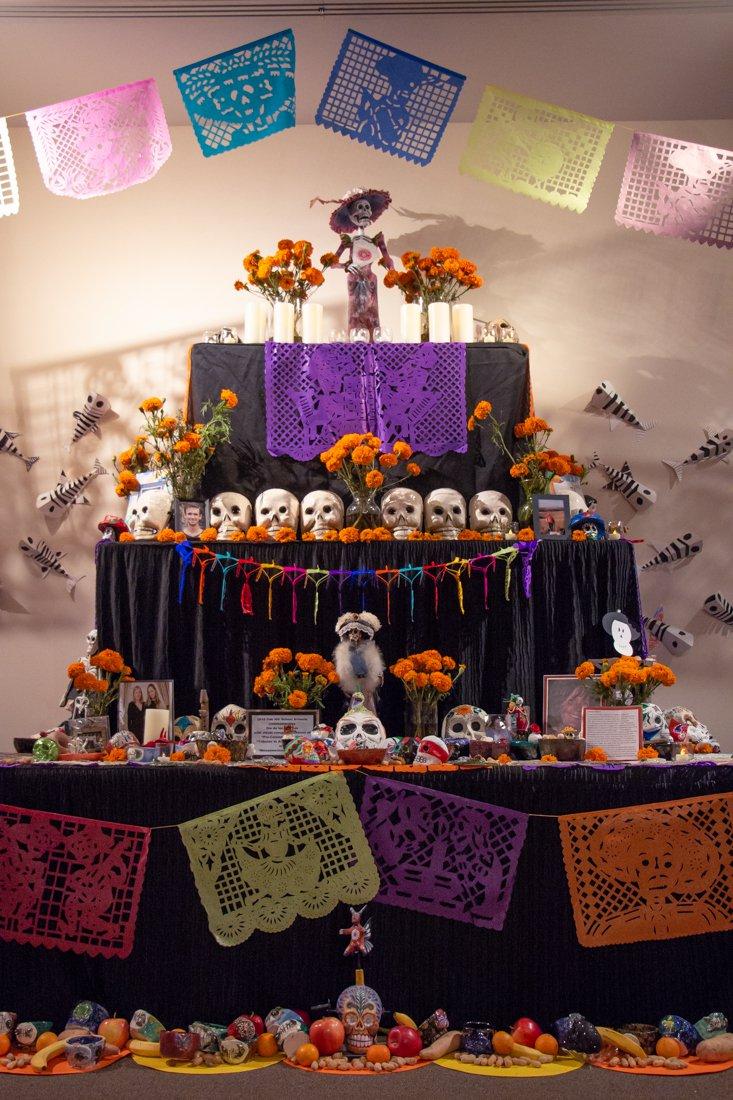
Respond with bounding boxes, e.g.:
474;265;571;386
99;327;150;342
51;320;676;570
461;1021;494;1055
65;1000;109;1033
65;1033;105;1070
188;1021;227;1052
130;1009;165;1042
160;1029;201;1061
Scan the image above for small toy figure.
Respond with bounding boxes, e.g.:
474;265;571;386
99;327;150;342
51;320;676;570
333;612;385;713
97;514;129;542
339;906;373;958
569;510;606;541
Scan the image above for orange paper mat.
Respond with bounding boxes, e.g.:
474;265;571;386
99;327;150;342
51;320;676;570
0;1050;129;1076
593;1056;733;1077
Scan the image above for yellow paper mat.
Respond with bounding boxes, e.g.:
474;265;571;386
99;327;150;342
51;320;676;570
132;1053;282;1075
436;1054;585;1078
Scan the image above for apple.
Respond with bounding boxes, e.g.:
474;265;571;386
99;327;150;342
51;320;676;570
387;1025;422;1058
309;1017;345;1056
97;1017;130;1048
511;1018;543;1047
296;1010;311;1027
247;1014;264;1037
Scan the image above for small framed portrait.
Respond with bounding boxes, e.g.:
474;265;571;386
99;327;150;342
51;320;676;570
174;499;206;540
533;494;570;539
543;674;598;735
118;679;175;743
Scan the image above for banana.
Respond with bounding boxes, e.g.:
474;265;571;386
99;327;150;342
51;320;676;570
128;1040;161;1057
509;1041;552;1063
393;1012;418;1030
596;1027;646;1060
30;1040;67;1072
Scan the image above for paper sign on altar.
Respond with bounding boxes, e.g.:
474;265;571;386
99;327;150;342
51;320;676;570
0;803;150;958
316;29;465;165
559;793;733;947
460;85;613;213
26;79;171;199
615;131;733;247
179;773;379;945
174;30;295;157
0;118;19;216
582;705;642;761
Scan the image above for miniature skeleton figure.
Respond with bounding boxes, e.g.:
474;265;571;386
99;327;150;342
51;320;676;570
127;488;171;540
60;627;98;718
424;488;467;539
208;492;252;539
333;612;385;713
300;490;344;539
380;487;423;539
255;488;299;537
469;491;513;535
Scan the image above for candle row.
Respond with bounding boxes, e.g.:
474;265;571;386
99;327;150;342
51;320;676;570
243;301;476;344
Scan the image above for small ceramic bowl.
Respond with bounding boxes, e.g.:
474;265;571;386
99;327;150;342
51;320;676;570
65;1033;105;1070
461;1021;495;1055
13;737;37;754
336;746;388;765
160;1029;201;1061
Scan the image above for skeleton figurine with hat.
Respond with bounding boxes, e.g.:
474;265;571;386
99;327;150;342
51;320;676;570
333;611;385;713
312;186;394;338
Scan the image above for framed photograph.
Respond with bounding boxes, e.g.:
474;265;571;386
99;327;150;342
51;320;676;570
533;494;570;539
543;674;598;735
174;499;206;539
582;705;643;760
248;709;319;759
118;679;174;743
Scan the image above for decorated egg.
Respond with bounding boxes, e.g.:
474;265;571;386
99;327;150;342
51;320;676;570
65;1000;109;1034
695;1013;728;1042
658;1015;700;1055
553;1013;602;1054
32;737;60;762
220;1037;251;1064
130;1009;165;1042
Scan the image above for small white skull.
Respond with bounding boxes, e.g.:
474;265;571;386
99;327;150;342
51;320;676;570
255;488;299;536
85;629;98;658
335;698;387;751
424;488;466;539
209;492;252;538
211;704;249;742
441;705;492;740
380;487;423;539
300;490;344;538
128;489;171;539
469;491;513;535
349;198;373;227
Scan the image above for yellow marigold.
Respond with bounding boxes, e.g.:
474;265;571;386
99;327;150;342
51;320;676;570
90;649;125;674
339;527;360;543
393;441;412;460
637;746;659;760
365;469;384;489
199;526;219;541
170;751;186;761
429;671;453;693
474;400;492;420
117;448;134;468
279;273;295;291
572;530;587;542
119;531;135;542
274;526;296;542
265;647;293;667
203;743;232;763
575;661;595;679
246;525;270;542
220;389;238;409
516;527;535;541
497;753;512;764
288;690;308;709
379;452;398;468
585;746;608;762
140;397;164;413
173;440;191;454
406;462;421;477
541;754;558;763
509;462;529;478
351;445;375;466
118;469;140;490
257;257;275;280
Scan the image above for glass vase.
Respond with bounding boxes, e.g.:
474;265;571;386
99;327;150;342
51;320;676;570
406;696;439;740
345;489;381;530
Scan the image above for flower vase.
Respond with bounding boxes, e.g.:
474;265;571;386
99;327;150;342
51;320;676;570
345;489;380;530
406;696;439;740
517;488;534;526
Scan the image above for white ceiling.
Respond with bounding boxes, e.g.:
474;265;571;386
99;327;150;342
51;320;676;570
1;0;732;123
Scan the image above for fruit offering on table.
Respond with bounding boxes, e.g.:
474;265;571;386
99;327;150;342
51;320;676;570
309;1017;345;1056
307;1050;422;1072
387;1025;422;1058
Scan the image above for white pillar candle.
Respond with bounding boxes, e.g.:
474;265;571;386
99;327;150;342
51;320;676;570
273;301;295;343
428;301;451;343
301;302;323;343
400;302;422;343
244;299;266;343
451;302;474;342
144;709;169;745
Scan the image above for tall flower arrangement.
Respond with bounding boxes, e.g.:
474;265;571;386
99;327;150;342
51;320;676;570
576;657;675;706
253;648;339;710
66;649;132;718
319;434;421;528
383;247;483;305
390;650;465;739
234;239;326;305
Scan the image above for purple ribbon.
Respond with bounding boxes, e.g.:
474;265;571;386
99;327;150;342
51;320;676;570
516;540;538;598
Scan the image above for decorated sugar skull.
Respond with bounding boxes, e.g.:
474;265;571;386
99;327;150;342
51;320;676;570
334;692;387;751
127;488;171;540
380;487;423;539
424;488;466;539
336;980;383;1055
300;490;344;538
211;704;248;741
569;511;606;540
641;702;666;741
552;475;589;518
469;491;513;535
442;704;492;741
208;492;252;538
255;488;299;536
665;705;710;744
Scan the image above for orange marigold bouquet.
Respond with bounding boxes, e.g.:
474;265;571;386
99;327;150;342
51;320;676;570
576;656;675;706
319;434;421;528
383;247;483;305
114;389;237;500
235;239;326;305
66;648;133;718
391;651;465;736
253;648;339;710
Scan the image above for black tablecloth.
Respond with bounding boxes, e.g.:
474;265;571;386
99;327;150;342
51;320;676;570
1;763;730;1030
96;540;643;733
187;342;531;505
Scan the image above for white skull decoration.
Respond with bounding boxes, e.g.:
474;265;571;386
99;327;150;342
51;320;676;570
424;489;466;539
665;705;711;744
336;982;383;1055
211;704;249;741
441;704;492;741
469;491;513;535
380;487;423;539
300;490;344;539
127;489;172;540
209;492;252;538
255;488;299;536
85;629;98;658
334;693;387;751
641;701;666;740
349;198;373;228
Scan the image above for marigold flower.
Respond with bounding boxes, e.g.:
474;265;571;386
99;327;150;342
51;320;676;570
274;526;296;542
571;530;587;542
322;529;339;541
287;690;308;709
158;416;178;434
370;526;393;541
393;441;412;460
203;743;231;763
325;457;342;473
429;671;453;693
467;416;476;431
104;747;128;763
365;469;384;489
497;753;512;764
140;397;164;413
117;448;134;468
585;746;609;762
442;656;456;670
509;462;529;478
379;452;398;468
575;661;595;679
516;527;535;541
156;527;178;542
90;649;125;674
351;445;375;466
173;440;191;454
458;529;481;540
245;525;270;542
234;280;246;291
277;238;294;250
339;527;360;543
406;462;421;477
474;400;493;420
220;388;238;409
637;746;659;760
301;530;316;541
170;751;186;761
265;647;293;667
119;531;135;542
118;469;140;490
296;653;323;673
383;270;399;288
541;754;558;763
199;527;219;541
303;267;324;286
320;251;338;267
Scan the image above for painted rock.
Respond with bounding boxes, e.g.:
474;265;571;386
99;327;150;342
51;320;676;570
553;1014;602;1054
159;1029;201;1061
220;1037;251;1064
0;1012;17;1036
265;1008;308;1056
227;1015;257;1043
64;1033;105;1069
15;1021;54;1047
65;1000;109;1034
188;1021;227;1053
620;1023;659;1054
696;1034;733;1063
130;1009;165;1042
658;1015;700;1055
419;1009;450;1047
32;737;59;761
695;1013;728;1042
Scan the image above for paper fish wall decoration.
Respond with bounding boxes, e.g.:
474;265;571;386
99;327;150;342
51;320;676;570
640;532;704;571
18;536;84;594
36;460;107;517
588;381;654;430
643;612;694;656
703;592;733;627
590;453;657;510
69;392;115;448
663;428;732;481
0;428;38;471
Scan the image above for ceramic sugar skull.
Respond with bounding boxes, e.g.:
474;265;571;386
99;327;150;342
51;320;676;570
380;487;423;539
469;490;513;535
336;981;383;1055
208;492;252;538
255;488;299;536
641;702;666;740
569;511;606;540
127;489;172;540
300;490;344;538
424;489;466;539
211;704;248;741
665;705;710;744
334;693;387;751
442;704;492;741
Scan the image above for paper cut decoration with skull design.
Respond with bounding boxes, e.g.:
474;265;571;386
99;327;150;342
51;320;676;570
424;488;467;539
469;491;513;535
380;487;423;539
336;979;383;1055
300;490;344;539
127;488;172;540
255;488;299;536
208;492;252;539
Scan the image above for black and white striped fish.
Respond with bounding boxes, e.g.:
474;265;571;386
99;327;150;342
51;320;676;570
640;532;703;571
36;459;107;517
588;380;654;430
0;428;38;471
643;613;694;655
18;536;84;594
69;392;113;448
703;592;733;626
589;453;657;511
663;428;732;482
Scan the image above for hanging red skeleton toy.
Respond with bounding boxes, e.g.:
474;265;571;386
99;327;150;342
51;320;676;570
339;905;374;957
311;187;394;339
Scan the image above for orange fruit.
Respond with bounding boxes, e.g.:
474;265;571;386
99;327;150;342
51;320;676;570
366;1043;391;1064
256;1032;278;1057
492;1030;514;1056
656;1036;683;1059
0;1034;10;1057
35;1032;58;1051
295;1042;319;1067
535;1033;558;1057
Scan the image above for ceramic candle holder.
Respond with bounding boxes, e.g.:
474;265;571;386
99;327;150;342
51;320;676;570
130;1009;165;1042
65;1033;105;1070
